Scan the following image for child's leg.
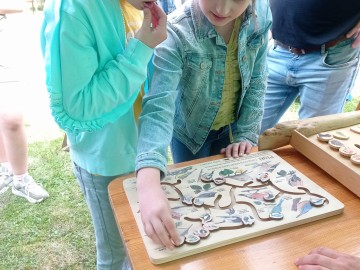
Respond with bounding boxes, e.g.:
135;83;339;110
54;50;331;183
0;128;7;163
0;109;49;202
0;128;12;194
0;110;27;174
72;162;128;270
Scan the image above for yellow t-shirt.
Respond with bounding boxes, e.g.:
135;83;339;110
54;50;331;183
212;18;242;131
120;0;144;122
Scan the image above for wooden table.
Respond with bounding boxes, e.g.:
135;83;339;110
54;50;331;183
109;146;360;269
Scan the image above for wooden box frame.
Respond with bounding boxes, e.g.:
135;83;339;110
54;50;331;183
259;111;360;197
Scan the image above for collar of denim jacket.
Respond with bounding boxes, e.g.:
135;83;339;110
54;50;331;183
188;0;252;41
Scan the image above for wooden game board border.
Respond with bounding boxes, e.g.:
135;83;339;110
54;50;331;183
290;129;360;198
123;151;344;264
259;111;360;198
259;111;360;150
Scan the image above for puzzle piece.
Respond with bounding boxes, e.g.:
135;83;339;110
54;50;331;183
162;166;198;185
162;184;180;200
175;180;232;208
201;168;254;187
184;206;255;230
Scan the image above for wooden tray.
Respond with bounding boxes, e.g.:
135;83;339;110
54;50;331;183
123;150;344;264
290;125;360;197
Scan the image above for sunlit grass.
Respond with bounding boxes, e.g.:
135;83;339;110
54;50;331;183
0;138;96;269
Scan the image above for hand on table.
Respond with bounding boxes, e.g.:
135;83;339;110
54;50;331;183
136;3;167;48
294;247;360;270
136;167;181;250
220;141;253;158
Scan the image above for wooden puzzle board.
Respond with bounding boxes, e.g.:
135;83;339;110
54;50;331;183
290;124;360;198
123;150;344;264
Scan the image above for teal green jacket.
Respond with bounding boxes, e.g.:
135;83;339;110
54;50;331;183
41;0;153;176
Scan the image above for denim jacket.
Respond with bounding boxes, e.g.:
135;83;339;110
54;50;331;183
157;0;178;14
136;0;272;175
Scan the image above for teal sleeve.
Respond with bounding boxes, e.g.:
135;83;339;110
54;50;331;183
42;7;153;132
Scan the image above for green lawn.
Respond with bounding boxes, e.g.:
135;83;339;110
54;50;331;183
1;97;359;269
0;138;96;269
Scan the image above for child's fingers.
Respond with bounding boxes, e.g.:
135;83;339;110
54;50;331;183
145;3;159;28
162;215;181;247
143;221;163;246
142;7;152;27
135;3;167;48
150;3;166;28
151;12;158;28
150;3;165;18
149;4;159;20
153;218;175;250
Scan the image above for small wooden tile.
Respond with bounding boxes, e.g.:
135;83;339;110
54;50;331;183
328;139;345;150
333;131;349;140
317;133;333;142
350;154;360;165
339;146;357;157
350;126;360;134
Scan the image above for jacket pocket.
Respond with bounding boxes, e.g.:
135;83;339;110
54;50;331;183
185;54;213;72
179;54;213;116
247;33;265;50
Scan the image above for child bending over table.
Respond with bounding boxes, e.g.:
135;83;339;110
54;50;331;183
41;0;167;268
135;0;272;250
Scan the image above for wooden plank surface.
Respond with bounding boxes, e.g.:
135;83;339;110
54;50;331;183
290;126;360;197
109;147;360;270
258;111;360;150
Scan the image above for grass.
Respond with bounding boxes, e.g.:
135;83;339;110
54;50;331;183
0;97;359;269
344;96;360;112
0;138;96;270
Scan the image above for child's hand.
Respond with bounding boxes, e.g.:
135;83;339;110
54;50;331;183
136;168;181;249
144;2;159;28
136;3;167;48
220;141;253;158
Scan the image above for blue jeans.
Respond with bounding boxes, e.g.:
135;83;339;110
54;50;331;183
261;38;360;133
72;163;129;270
170;125;231;163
